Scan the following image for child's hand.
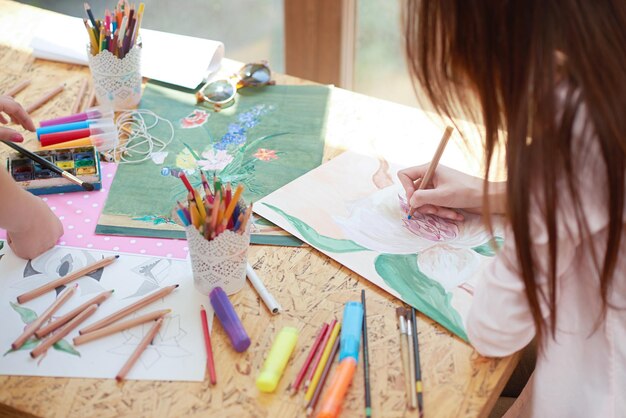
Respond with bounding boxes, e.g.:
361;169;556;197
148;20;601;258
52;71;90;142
397;164;497;220
6;194;63;259
0;95;36;142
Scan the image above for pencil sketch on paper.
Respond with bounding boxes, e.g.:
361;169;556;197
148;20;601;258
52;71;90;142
108;314;190;369
125;258;172;299
255;151;504;341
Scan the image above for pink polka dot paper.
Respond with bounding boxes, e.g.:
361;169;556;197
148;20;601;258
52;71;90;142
0;163;188;259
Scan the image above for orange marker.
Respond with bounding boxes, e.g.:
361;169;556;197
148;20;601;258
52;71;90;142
316;358;357;418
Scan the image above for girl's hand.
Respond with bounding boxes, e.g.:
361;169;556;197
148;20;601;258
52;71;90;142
397;164;505;220
0;95;36;142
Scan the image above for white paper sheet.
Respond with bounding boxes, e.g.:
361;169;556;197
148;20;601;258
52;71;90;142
30;14;224;89
0;242;211;381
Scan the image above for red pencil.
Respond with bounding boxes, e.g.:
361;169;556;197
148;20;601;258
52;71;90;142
304;319;337;389
200;305;217;385
290;322;329;394
179;173;194;194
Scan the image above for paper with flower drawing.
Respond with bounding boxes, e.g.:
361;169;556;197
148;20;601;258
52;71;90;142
0;240;208;381
96;83;330;247
255;151;504;341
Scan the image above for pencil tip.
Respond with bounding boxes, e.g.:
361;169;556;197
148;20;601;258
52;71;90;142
407;214;412;219
174;284;180;288
114;255;120;259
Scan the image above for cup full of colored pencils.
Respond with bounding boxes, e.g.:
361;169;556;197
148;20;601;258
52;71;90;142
83;1;144;110
176;172;253;296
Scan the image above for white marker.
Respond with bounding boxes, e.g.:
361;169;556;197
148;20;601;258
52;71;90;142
246;262;281;314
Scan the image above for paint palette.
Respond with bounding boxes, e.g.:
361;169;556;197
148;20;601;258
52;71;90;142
6;146;102;195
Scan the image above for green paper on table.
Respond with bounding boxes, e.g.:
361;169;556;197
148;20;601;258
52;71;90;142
96;82;331;246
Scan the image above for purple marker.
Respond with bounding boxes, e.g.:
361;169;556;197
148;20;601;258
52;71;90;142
39;106;113;127
209;287;251;352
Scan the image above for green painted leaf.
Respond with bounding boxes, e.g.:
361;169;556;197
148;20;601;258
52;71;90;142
4;339;40;356
240;132;290;155
253;216;276;226
472;236;504;257
53;340;80;357
261;203;370;253
10;301;38;324
182;142;202;161
0;240;4;250
375;253;468;341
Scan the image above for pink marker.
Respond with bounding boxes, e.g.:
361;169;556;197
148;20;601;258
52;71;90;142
39;106;113;127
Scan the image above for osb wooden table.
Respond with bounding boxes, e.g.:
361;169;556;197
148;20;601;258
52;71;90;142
0;1;519;417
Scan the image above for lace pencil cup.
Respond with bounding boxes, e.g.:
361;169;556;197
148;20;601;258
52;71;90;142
87;44;142;110
186;225;251;296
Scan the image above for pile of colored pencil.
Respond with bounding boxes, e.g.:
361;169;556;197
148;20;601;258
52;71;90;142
83;1;145;58
176;172;252;240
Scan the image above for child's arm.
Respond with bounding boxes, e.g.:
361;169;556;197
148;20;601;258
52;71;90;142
0;167;63;259
0;95;63;259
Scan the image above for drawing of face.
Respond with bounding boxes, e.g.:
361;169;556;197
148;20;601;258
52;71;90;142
334;185;492;290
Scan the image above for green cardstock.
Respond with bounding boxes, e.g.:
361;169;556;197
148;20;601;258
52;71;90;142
97;82;330;244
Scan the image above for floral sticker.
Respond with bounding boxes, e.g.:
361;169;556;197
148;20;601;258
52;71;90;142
254;148;278;161
180;110;210;129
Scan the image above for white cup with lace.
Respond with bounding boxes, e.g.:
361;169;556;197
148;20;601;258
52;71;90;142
87;44;142;111
186;225;251;296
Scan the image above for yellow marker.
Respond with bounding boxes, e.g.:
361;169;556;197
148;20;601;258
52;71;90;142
256;327;299;393
305;321;341;403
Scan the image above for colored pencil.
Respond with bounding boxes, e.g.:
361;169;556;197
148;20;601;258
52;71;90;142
84;2;99;31
304;319;336;390
79;284;179;334
12;284;77;350
362;290;372;417
35;289;114;339
84;87;97;110
16;256;118;304
304;321;341;403
179;173;194;194
73;309;170;346
71;79;89;114
411;307;424;416
5;79;30;97
408;126;454;218
222;183;243;225
305;330;341;416
116;317;163;382
200;305;217;385
25;84;65;114
31;303;98;358
290;322;329;395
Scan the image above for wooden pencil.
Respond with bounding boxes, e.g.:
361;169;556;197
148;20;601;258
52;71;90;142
116;317;163;382
71;79;89;114
304;321;341;404
25;84;65;114
200;305;217;385
84;87;97;111
411;307;424;416
79;284;179;335
5;79;30;97
35;289;114;339
17;255;119;304
12;284;77;350
361;290;372;417
30;303;98;358
408;126;454;217
305;327;341;416
73;309;170;346
304;319;336;390
290;322;329;395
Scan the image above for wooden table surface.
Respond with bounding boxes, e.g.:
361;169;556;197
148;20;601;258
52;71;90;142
0;1;519;417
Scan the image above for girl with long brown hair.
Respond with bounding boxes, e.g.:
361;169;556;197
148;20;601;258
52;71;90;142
399;1;626;416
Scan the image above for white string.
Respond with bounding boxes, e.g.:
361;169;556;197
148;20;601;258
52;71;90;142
108;109;175;164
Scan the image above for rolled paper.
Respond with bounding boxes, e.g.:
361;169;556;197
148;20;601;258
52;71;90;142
256;326;299;393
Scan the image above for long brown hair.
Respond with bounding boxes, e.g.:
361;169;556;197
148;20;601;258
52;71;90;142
404;0;626;347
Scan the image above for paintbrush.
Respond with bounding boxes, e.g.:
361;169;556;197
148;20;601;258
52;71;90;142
1;140;94;191
396;307;416;409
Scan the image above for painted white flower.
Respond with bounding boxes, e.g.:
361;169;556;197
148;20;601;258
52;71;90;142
197;149;234;171
334;185;497;291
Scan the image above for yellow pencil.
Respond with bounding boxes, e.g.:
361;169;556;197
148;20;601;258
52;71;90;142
304;321;342;403
190;201;201;229
83;19;98;55
222;183;244;225
193;190;207;220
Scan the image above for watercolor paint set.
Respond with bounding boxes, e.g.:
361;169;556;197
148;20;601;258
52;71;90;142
6;146;102;195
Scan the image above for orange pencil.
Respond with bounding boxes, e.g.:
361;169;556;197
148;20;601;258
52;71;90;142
222;183;244;225
201;305;217;385
73;309;170;346
210;192;220;234
25;84;65;114
116;317;163;382
71;79;89;114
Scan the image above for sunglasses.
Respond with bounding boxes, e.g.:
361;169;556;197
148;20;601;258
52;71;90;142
195;62;273;111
